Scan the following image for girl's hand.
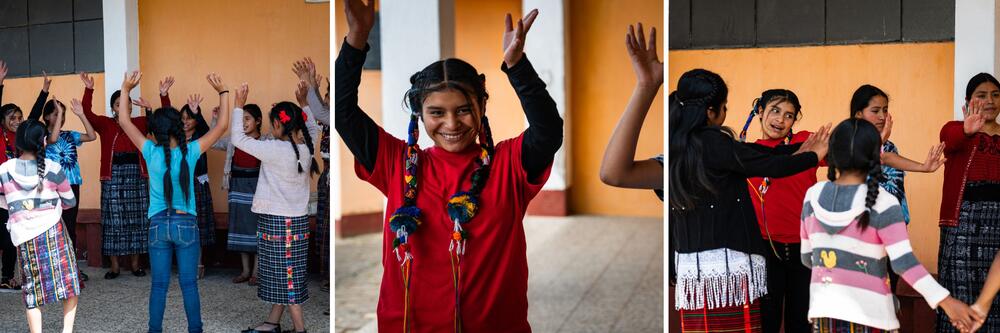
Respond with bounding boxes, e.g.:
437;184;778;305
70;99;85;116
207;73;227;93
625;22;663;88
296;80;309;107
970;302;988;333
502;9;539;68
921;142;947;172
881;112;893;143
293;59;311;83
121;71;142;90
132;97;152;111
159;76;175;96
0;60;7;85
941;297;978;332
80;72;95;90
187;94;204;113
965;99;987;135
796;123;832;161
53;97;63;113
234;83;249;108
42;71;52;92
344;0;376;50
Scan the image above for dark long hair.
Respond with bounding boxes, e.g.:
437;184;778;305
668;68;729;211
269;102;319;175
965;73;1000;102
243;104;263;134
850;85;888;118
826;118;882;229
148;107;190;208
15;120;48;192
42;100;66;127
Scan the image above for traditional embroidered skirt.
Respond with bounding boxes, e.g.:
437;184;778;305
257;214;309;305
680;301;762;333
315;162;330;274
100;161;149;256
812;318;896;333
19;222;80;309
193;179;216;246
226;167;259;253
937;181;1000;333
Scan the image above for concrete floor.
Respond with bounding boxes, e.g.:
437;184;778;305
334;215;664;333
0;265;330;332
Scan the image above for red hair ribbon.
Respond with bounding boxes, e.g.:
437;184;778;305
278;110;291;124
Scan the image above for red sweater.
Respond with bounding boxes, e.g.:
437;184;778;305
748;131;820;243
358;129;548;333
939;121;1000;226
81;88;148;180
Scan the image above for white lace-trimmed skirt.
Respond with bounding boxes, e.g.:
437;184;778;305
674;247;767;310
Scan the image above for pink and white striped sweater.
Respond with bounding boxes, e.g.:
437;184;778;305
800;181;948;330
0;158;76;246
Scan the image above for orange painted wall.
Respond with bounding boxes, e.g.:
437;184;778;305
668;42;954;271
568;0;664;217
2;74;107;209
138;0;330;212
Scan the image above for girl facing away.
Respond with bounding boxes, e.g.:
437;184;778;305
799;118;979;332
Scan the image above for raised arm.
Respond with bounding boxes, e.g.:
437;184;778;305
600;23;663;189
882;142;946;173
197;74;231;153
117;71;148;150
336;0;383;173
0;61;6;106
70;98;97;142
187;94;210;138
159;76;174;108
295;57;331;125
28;72;52;121
47;99;64;144
209;106;230;151
501;9;564;181
230;85;272;158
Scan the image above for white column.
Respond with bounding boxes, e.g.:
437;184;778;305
522;0;568;191
102;0;141;116
380;0;455;145
954;0;1000;120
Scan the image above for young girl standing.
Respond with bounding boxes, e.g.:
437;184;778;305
338;1;562;331
178;96;215;279
800;118;977;332
117;71;231;333
0;61;40;291
234;86;318;333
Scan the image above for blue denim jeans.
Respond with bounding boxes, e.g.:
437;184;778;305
147;210;202;333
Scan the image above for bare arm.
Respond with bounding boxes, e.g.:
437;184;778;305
600;23;663;189
48;100;64;144
198;74;232;153
882;142;946;173
117;71;148;150
70;98;97;142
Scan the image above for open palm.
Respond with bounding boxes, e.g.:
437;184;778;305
626;23;662;87
502;9;538;67
345;0;376;49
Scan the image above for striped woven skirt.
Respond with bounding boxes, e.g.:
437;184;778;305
315;162;330;274
226;167;259;253
100;161;149;256
19;221;80;309
812;318;896;333
680;302;762;333
194;179;216;246
937;181;1000;333
257;214;310;305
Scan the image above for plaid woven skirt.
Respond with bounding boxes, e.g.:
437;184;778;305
100;161;149;256
19;221;80;309
226;168;259;253
680;302;762;333
315;162;329;274
257;214;310;305
813;318;896;333
194;179;216;246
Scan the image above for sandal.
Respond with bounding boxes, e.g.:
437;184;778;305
232;274;251;284
241;321;280;333
104;271;120;280
248;276;258;286
132;269;146;277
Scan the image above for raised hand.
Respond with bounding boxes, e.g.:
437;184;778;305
965;98;987;135
345;0;376;50
921;142;947;172
122;71;142;90
79;72;95;90
293;59;311;82
42;71;52;92
626;23;663;88
187;94;204;113
797;123;832;161
296;80;309;107
0;61;7;85
159;76;175;96
880;113;894;143
70;98;85;116
132;97;152;110
207;73;227;93
502;9;539;68
234;83;249;108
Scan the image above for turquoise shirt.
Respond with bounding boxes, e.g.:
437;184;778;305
142;140;201;218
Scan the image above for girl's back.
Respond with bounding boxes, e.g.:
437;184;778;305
0;158;75;246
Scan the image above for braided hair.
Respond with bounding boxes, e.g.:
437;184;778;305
268;101;319;175
826;118;882;230
148;107;191;209
740;89;801;143
668;69;729;211
15;120;47;192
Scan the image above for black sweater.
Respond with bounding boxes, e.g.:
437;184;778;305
670;129;818;256
334;39;563;180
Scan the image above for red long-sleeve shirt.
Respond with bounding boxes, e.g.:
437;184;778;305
81;88;149;180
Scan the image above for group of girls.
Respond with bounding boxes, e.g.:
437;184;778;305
0;57;329;332
667;66;1000;333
